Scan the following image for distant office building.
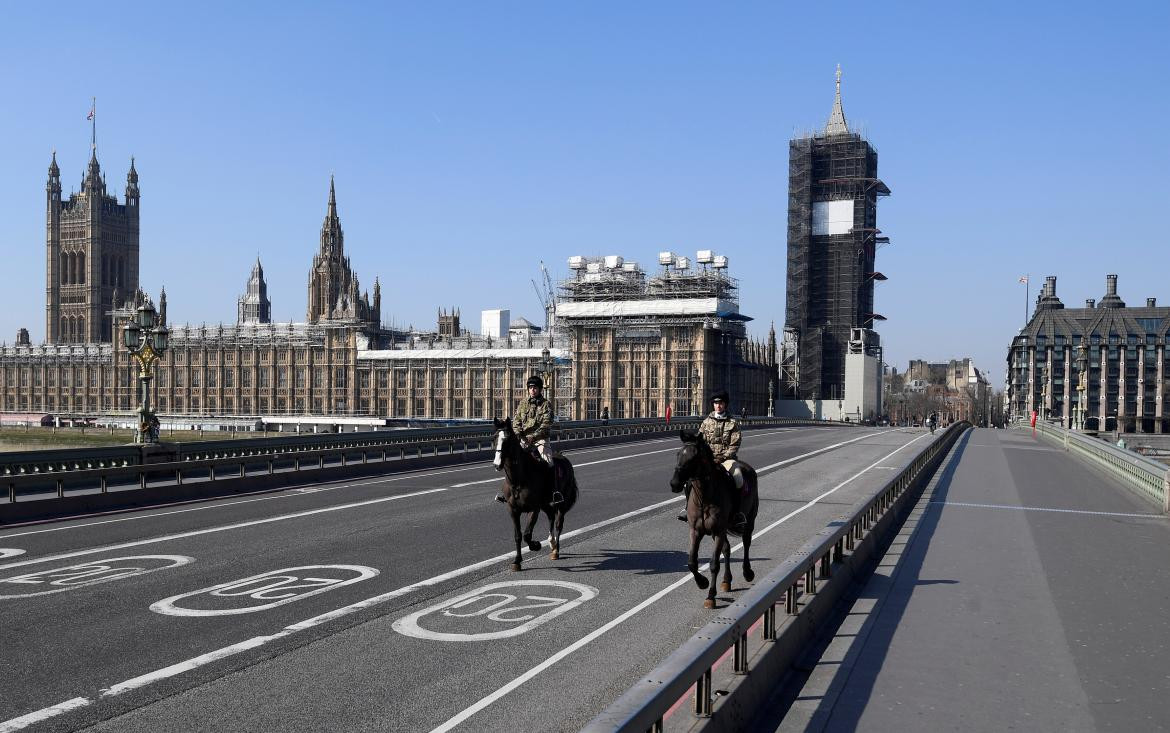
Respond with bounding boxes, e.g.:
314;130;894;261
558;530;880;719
783;67;889;402
1007;275;1170;433
481;309;510;340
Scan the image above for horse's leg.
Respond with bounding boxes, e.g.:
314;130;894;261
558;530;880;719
510;509;523;571
523;509;541;552
553;509;566;560
719;531;733;593
705;533;725;608
688;524;709;591
546;508;560;560
742;518;755;583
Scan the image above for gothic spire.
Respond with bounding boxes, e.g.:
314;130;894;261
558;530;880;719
48;150;60;178
126;156;139;201
320;176;343;257
824;64;850;136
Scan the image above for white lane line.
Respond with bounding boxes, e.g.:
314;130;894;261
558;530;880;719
0;438;683;540
0;428;898;731
429;431;929;732
0;430;797;540
930;500;1166;519
0;697;89;733
755;429;895;474
0;488;447;572
449;447;680;487
0;495;686;730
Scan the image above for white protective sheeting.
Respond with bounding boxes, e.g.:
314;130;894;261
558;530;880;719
358;348;569;361
812;199;854;236
555;298;737;319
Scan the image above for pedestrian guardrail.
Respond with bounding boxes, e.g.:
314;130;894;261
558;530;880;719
1030;420;1169;512
582;422;968;733
1;416;843;516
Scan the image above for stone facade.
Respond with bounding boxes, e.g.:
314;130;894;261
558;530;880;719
1007;275;1170;433
3;163;776;422
45;150;139;344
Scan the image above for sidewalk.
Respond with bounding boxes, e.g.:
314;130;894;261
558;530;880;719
752;427;1170;732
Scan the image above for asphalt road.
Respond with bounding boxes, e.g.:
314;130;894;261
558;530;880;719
757;427;1170;732
0;424;936;733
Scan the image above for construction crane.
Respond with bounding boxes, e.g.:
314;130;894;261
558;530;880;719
530;260;557;332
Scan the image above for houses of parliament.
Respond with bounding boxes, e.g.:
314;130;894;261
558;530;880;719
0;145;776;424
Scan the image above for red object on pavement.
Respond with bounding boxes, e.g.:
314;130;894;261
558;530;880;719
666;404;672;423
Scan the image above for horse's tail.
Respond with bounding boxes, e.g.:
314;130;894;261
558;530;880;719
554;456;579;512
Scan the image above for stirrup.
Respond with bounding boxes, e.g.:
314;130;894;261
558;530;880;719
733;512;747;530
550;491;565;506
493;494;507;504
677;510;688;522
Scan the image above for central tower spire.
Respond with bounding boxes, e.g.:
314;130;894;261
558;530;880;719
824;64;849;136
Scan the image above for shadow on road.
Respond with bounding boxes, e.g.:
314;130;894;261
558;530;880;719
554;548;695;575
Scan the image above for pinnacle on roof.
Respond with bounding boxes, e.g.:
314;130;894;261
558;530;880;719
824;64;850;136
48;150;59;177
127;156;138;183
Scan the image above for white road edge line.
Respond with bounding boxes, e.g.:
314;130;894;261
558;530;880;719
428;431;929;733
0;429;803;565
929;500;1166;519
0;426;877;731
0;429;801;541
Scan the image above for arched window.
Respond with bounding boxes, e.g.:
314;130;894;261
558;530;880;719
78;253;85;284
62;253;70;285
78;317;85;342
101;255;107;286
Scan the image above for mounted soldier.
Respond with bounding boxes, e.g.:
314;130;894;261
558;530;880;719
496;375;561;503
678;389;749;527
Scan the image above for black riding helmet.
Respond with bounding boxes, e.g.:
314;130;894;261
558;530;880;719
527;375;544;390
711;389;730;404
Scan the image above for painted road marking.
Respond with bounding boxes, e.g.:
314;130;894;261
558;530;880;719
428;431;930;733
929;500;1167;519
393;580;597;641
0;430;705;540
0;556;193;599
0;549;25;560
0;429;813;572
0;427;894;731
151;565;379;617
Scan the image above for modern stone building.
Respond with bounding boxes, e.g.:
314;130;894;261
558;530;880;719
782;66;888;402
1;150;775;423
1006;275;1170;433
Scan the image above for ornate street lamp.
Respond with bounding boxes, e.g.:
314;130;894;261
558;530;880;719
541;346;554;417
1075;339;1088;430
122;297;169;444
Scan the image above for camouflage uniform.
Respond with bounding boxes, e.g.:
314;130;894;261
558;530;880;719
513;394;553;464
699;412;741;463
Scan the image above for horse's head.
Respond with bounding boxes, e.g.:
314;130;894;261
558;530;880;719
670;429;704;492
492;417;515;471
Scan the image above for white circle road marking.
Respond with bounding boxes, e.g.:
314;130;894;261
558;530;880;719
0;549;25;560
393;580;598;642
151;565;379;617
0;556;193;599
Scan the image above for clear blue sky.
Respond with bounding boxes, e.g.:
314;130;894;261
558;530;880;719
1;1;1167;389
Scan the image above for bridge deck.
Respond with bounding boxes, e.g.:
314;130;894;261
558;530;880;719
756;427;1170;732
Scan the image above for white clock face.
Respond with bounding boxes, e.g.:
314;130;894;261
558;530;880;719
812;199;855;236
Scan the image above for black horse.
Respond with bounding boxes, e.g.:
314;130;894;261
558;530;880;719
493;418;579;571
670;429;759;608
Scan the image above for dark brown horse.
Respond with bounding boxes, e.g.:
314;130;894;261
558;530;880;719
493;418;579;571
670;429;758;608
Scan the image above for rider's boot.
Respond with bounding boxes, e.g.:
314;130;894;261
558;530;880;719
494;493;507;503
732;512;748;533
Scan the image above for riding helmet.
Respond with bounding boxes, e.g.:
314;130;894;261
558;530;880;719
711;389;730;404
527;375;544;389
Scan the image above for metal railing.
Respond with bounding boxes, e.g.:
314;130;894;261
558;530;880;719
1;416;840;506
1031;420;1169;511
582;422;968;733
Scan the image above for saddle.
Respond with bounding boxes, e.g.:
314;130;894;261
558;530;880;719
526;447;569;505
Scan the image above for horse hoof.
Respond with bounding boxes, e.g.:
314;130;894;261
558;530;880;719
550;550;559;560
703;599;716;609
744;568;755;583
510;563;522;572
695;576;709;590
527;541;542;552
720;582;732;593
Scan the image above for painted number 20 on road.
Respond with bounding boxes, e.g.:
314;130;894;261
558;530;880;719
393;580;598;641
